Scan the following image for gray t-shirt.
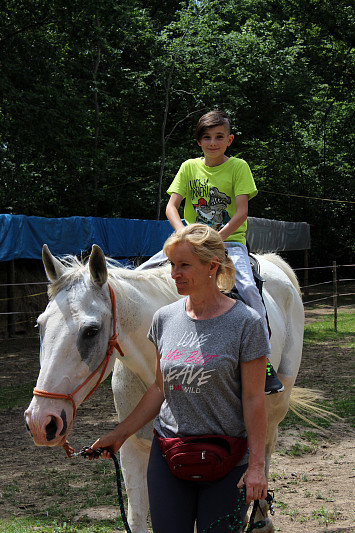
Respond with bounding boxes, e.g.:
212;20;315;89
148;297;270;445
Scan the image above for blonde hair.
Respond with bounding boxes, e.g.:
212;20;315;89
163;224;236;292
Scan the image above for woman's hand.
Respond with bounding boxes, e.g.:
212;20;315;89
237;464;268;504
89;427;124;460
88;351;165;460
239;356;268;503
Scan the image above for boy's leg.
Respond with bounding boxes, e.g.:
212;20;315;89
225;243;266;321
225;243;284;394
147;436;197;533
135;249;167;270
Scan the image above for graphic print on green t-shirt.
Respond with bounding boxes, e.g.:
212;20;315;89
192;185;231;230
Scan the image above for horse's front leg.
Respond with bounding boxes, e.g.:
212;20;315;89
112;361;154;533
119;435;151;533
244;377;295;533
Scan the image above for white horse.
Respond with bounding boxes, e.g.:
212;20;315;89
25;244;304;533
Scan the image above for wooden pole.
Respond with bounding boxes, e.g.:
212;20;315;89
6;260;16;337
332;261;338;333
304;249;309;297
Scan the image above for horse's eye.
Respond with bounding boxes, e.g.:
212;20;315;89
83;327;99;339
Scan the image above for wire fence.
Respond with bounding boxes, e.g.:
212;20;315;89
0;262;354;338
295;262;354;331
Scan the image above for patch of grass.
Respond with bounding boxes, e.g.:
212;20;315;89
270;471;282;482
281;311;355;429
280;442;314;457
1;462;128;529
276;501;306;522
312;506;340;525
303;312;355;347
280;407;333;430
0;375;111;411
0;517;120;532
333;396;355;423
301;431;319;445
276;500;289;510
0;382;35;410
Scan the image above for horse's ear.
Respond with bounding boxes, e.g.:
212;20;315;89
42;244;66;282
89;245;108;287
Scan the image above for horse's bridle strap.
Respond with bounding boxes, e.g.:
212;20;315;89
33;283;124;423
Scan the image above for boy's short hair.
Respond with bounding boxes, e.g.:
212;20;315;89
195;110;231;141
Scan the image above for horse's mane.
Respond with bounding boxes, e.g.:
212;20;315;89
261;253;302;296
47;255;177;302
47;255;88;299
107;260;178;302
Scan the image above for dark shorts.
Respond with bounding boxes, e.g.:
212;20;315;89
147;436;249;533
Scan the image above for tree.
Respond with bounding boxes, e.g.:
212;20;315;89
0;0;353;263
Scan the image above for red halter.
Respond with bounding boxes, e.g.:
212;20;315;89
33;284;124;457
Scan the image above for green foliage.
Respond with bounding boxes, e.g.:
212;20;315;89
0;0;353;263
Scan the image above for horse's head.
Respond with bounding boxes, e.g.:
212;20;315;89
25;244;118;450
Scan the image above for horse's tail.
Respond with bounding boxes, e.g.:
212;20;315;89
289;386;341;429
262;253;302;296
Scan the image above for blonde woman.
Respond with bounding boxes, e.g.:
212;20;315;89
91;224;268;532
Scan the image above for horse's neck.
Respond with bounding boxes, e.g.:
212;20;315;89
110;269;178;335
110;271;178;385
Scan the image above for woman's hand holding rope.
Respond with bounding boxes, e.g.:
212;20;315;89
237;464;267;504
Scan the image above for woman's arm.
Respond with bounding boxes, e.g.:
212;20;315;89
237;355;268;504
166;193;185;231
90;350;165;458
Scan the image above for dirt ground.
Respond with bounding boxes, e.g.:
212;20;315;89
0;308;354;532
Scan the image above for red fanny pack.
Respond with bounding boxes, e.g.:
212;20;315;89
154;430;248;482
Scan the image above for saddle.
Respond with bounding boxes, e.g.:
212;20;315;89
226;253;271;338
226;253;265;302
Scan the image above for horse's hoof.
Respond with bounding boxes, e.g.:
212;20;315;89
256;518;274;533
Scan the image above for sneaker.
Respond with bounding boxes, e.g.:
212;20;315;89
265;362;284;394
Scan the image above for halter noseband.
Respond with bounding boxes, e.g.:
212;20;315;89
33;284;124;456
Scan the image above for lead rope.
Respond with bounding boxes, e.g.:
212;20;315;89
110;451;132;533
202;486;246;532
245;491;275;532
203;487;275;533
75;447;275;533
73;446;132;533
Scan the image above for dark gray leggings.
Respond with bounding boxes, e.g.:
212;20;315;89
147;436;249;533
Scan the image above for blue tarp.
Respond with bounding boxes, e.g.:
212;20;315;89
0;214;174;261
0;214;310;262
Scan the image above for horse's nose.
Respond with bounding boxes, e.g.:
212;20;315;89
25;419;32;435
45;409;68;441
46;416;58;441
24;410;31;432
25;407;68;444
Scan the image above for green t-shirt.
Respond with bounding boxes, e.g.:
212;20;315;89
167;156;258;244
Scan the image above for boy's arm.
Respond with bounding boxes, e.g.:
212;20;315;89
218;194;248;241
166;193;185;231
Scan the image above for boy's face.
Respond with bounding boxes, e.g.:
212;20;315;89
197;125;234;165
